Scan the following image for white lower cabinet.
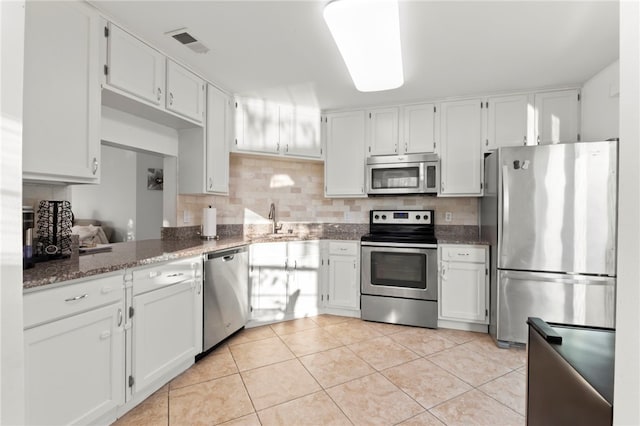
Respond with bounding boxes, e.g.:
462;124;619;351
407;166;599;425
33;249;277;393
322;241;360;313
23;257;204;425
249;241;321;323
127;257;202;401
248;240;360;324
23;272;126;426
438;245;489;325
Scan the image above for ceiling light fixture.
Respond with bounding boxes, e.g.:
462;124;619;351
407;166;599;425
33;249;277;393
323;0;404;92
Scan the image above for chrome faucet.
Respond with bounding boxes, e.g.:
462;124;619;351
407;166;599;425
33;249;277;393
268;203;283;234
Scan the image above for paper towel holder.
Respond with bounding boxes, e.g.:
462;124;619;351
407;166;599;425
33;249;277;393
201;205;219;240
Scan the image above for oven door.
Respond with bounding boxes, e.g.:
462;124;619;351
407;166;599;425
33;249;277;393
366;162;425;195
361;243;438;301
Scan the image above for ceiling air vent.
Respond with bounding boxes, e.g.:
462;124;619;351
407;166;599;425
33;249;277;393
165;28;209;54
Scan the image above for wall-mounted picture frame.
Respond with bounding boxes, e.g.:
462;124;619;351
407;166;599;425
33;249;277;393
147;168;164;190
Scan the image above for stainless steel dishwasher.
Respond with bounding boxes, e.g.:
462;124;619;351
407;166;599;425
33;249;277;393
203;246;249;352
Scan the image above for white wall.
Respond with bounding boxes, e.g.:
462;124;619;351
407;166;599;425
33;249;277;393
101;106;179;157
613;2;640;424
0;1;25;423
71;145;137;242
136;152;164;240
581;60;620;141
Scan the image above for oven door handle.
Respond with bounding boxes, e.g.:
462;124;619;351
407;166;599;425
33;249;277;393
360;241;438;249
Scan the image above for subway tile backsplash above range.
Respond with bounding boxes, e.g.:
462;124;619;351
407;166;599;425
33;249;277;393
177;155;478;227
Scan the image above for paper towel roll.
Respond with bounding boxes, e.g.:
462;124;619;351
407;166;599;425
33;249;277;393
202;206;217;238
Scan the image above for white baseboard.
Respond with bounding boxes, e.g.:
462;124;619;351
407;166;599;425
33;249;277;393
438;319;489;333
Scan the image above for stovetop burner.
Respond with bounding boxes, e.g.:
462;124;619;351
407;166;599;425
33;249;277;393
361;209;437;244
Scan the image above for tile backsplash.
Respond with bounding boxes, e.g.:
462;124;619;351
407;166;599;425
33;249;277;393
177;155;478;228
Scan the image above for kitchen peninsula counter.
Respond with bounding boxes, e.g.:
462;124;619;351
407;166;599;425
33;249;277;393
22;233;360;291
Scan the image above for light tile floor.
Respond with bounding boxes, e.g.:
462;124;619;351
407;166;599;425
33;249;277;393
114;315;527;426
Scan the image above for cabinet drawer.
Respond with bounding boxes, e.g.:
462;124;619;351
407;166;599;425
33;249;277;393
441;246;486;263
24;272;124;329
329;241;358;256
133;256;202;295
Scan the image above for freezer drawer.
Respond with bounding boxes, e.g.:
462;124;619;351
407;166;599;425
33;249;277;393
496;270;615;345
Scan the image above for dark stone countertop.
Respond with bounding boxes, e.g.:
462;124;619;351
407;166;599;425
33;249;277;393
22;233;360;291
23;224;488;291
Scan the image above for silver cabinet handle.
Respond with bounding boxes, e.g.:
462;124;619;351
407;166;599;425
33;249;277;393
457;252;470;256
169;92;174;105
485;139;489;146
117;308;123;326
405;142;408;153
277;143;280;152
208;177;213;190
441;181;445;191
223;255;235;262
523;135;527;145
92;158;98;175
537;135;541;145
294;260;297;270
65;294;88;302
166;273;184;278
157;87;162;101
394;145;397;153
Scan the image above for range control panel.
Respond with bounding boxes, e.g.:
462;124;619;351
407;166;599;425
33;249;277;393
370;210;433;225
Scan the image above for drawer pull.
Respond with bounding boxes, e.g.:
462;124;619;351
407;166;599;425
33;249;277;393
117;308;123;327
65;294;88;302
166;273;184;278
100;330;111;340
457;253;470;256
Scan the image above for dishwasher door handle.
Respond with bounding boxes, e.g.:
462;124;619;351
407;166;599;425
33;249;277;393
222;255;235;262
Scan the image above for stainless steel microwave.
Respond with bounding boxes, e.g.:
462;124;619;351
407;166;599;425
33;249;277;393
366;153;440;195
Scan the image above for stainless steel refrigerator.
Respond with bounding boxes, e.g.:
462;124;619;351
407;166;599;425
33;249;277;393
481;141;617;346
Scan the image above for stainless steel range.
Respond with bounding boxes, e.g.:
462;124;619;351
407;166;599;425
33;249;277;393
360;210;438;328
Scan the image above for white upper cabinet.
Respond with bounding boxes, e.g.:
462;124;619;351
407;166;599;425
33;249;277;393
166;59;205;123
234;98;322;159
106;23;165;106
23;1;101;184
367;107;400;155
205;85;230;194
324;111;367;197
234;98;280;154
367;104;437;156
104;22;203;128
485;94;530;151
440;99;483;196
534;89;581;144
288;107;322;158
178;84;230;195
402;103;437;154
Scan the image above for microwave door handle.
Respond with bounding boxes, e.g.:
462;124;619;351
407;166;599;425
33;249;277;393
419;163;426;191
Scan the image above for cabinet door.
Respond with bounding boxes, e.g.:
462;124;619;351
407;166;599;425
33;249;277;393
328;255;360;310
485;94;530;151
235;98;280;154
287;107;322;158
24;303;124;426
107;23;165;106
440;99;483;196
132;280;198;395
368;107;399;155
287;242;321;317
279;104;294;155
402;103;436;154
534;89;580;144
249;243;288;322
23;1;101;183
206;84;230;194
439;260;487;323
325;111;366;197
166;59;205;123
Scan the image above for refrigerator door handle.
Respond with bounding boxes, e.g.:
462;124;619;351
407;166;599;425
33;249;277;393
501;164;510;264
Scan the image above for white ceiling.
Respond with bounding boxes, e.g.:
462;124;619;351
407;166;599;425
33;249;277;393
89;0;619;111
